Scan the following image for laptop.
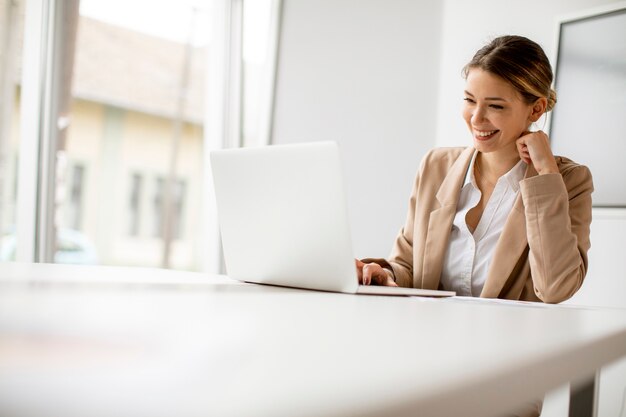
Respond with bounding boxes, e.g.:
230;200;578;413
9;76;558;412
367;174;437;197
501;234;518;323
210;141;454;297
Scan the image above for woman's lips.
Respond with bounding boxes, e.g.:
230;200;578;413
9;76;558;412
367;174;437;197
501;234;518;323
474;129;499;140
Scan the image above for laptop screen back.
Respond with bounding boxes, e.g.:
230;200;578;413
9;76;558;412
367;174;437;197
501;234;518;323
210;142;359;293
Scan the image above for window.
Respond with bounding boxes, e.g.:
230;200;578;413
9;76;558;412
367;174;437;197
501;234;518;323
61;0;209;268
0;0;25;257
67;163;85;230
172;179;186;240
153;176;186;240
12;0;282;272
153;177;165;239
128;173;142;236
242;0;280;147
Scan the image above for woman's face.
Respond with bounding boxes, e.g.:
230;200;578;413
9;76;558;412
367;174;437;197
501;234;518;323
462;68;535;155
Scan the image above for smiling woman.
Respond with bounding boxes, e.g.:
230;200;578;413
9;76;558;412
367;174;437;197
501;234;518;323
356;34;594;417
359;35;593;300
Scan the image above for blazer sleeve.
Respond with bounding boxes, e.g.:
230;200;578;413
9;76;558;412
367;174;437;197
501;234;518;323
519;165;593;303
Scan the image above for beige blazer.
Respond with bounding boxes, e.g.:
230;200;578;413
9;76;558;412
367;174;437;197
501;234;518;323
364;146;593;303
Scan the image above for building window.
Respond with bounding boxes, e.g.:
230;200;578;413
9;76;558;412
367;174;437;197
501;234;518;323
153;177;165;238
153;177;186;240
172;180;186;240
128;173;142;236
67;164;85;230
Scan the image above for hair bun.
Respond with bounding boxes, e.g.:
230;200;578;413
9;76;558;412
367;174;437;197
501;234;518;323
546;88;557;112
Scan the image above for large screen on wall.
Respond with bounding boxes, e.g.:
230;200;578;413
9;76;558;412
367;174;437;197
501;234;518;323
549;6;626;207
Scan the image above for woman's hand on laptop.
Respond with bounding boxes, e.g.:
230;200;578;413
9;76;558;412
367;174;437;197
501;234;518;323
355;260;398;286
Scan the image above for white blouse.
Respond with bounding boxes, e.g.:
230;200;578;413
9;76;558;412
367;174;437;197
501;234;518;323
440;151;526;297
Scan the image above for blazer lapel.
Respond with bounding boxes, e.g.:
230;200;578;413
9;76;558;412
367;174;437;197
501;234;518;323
480;163;537;298
421;147;474;289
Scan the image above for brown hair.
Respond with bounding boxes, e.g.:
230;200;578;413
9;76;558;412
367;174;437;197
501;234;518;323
463;35;557;112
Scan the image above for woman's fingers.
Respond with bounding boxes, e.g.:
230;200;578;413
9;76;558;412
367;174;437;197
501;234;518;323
361;263;394;286
357;261;397;286
516;132;532;164
516;131;559;174
518;145;531;164
355;259;364;283
361;263;377;285
362;264;372;285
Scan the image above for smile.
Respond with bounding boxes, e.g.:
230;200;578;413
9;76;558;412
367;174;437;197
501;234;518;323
474;129;499;139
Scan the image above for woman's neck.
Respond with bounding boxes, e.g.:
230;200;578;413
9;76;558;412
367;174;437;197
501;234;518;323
477;148;521;181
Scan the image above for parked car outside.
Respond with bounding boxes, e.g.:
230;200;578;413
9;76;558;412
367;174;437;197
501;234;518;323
0;228;99;264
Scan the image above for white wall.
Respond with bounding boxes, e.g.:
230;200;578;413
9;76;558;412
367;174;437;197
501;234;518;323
272;0;443;258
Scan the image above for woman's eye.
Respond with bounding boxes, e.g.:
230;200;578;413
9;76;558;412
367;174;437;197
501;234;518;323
490;105;504;110
463;98;475;104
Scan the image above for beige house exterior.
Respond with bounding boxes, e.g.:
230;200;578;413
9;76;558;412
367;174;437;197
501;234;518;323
66;16;209;270
3;10;210;270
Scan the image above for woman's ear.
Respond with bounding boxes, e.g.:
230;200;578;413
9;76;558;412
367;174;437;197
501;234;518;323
529;97;548;122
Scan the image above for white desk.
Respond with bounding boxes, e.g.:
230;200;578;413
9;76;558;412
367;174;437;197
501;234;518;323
0;262;625;417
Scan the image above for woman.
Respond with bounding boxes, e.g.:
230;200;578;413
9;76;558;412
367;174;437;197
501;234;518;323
357;35;593;304
358;35;593;417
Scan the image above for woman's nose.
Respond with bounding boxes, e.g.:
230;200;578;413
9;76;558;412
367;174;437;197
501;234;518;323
471;106;487;124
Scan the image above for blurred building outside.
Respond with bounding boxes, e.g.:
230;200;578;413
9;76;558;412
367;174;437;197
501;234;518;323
0;1;268;270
